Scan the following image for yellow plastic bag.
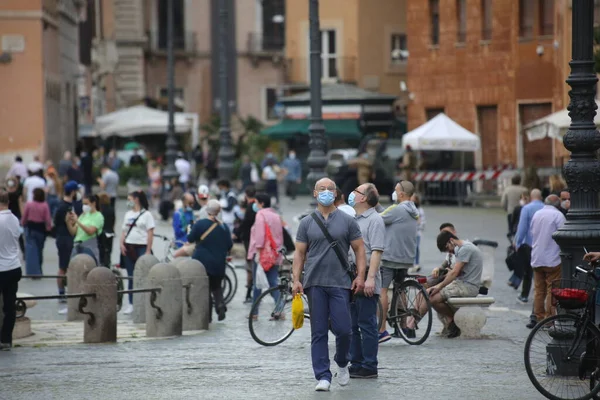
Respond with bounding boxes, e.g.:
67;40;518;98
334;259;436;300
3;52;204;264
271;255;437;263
292;294;304;329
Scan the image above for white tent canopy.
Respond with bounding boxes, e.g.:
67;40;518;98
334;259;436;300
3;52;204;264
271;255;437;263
94;105;194;138
401;113;481;151
524;100;600;141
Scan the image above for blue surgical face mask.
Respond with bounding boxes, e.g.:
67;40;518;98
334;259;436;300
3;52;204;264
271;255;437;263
347;192;356;207
185;206;193;212
317;190;335;206
252;203;259;213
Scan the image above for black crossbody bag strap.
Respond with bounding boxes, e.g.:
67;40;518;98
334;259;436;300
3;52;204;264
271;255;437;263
310;212;356;280
125;210;145;241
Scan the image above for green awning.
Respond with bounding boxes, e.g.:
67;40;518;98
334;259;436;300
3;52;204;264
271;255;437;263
261;119;361;140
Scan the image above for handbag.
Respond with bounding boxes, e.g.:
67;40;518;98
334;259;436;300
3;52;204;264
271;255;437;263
310;212;357;281
259;223;278;272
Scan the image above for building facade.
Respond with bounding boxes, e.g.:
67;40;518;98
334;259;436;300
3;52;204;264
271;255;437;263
407;0;571;169
285;0;409;117
0;0;82;166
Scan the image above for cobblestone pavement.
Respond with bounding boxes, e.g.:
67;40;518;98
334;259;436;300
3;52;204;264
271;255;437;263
0;197;544;399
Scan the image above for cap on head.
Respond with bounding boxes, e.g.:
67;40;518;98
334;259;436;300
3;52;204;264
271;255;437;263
197;184;210;199
64;181;79;194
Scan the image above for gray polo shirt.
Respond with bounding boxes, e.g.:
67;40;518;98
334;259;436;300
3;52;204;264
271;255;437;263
296;209;362;290
353;207;385;295
102;170;119;198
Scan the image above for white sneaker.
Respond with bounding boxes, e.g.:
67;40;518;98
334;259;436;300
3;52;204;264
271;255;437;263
122;304;134;314
58;307;68;315
337;365;350;386
315;380;331;392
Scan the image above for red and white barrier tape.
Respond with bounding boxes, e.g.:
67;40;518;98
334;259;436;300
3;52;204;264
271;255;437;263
412;170;516;182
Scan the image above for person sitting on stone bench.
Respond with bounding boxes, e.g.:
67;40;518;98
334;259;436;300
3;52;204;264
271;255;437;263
426;222;457;289
422;230;484;339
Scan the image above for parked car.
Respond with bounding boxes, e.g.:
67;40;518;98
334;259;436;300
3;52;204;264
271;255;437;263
326;149;358;177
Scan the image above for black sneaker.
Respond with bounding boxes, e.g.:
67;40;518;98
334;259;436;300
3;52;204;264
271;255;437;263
447;322;461;339
348;364;361;375
526;318;538;329
217;307;226;321
350;367;378;379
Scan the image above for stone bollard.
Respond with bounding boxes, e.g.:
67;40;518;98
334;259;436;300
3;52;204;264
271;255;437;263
175;259;210;331
67;254;97;321
146;263;183;338
132;254;159;323
83;267;118;344
453;307;487;338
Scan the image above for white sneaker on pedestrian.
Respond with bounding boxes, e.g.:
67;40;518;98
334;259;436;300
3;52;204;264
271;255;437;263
122;304;134;314
315;380;331;392
58;307;68;315
337;366;350;386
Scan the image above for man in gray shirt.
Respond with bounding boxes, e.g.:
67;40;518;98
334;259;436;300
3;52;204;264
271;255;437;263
378;180;419;342
98;165;119;208
293;177;366;392
347;183;385;379
426;230;483;338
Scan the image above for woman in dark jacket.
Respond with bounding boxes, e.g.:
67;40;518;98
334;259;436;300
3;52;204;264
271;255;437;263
237;186;257;303
98;192;116;266
187;199;233;322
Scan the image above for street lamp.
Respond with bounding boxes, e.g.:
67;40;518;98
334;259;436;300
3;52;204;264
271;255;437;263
553;0;600;279
305;0;327;195
217;0;234;180
162;0;179;183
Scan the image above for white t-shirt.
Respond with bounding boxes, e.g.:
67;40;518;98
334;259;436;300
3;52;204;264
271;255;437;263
0;210;21;272
175;158;191;183
262;166;277;180
23;175;46;202
122;210;156;245
337;204;356;217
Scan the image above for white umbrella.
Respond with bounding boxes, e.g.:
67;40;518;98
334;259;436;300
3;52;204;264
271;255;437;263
524;100;600;141
95;105;193;138
402;113;481;151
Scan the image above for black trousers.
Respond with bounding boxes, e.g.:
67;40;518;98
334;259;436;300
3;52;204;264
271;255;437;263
208;275;225;320
0;268;22;345
516;245;533;298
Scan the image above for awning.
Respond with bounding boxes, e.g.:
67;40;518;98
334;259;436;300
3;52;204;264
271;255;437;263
261;119;361;140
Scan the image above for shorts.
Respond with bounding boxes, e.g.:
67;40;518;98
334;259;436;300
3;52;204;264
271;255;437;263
381;261;412;289
440;280;479;301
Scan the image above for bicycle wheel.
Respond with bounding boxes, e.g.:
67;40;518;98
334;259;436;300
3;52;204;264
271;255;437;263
248;285;296;346
391;279;433;345
224;263;238;304
525;313;600;400
221;275;232;305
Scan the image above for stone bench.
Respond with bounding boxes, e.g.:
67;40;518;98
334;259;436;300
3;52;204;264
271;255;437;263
447;296;495;338
13;292;38;340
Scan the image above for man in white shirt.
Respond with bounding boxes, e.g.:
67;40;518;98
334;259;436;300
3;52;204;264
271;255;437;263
23;170;46;202
5;155;28;180
27;155;44;175
0;190;23;350
175;153;191;190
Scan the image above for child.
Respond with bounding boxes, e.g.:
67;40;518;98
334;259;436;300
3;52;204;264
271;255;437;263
411;193;425;272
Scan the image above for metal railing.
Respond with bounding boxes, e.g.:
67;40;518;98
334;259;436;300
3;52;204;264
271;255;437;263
145;31;197;56
246;32;284;54
284;56;357;85
16;293;97;324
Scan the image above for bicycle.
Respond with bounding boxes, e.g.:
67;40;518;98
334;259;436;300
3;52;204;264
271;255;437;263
524;263;600;400
249;249;385;346
382;269;433;345
154;234;238;305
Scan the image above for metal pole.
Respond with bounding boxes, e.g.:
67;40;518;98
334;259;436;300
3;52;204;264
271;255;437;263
553;0;600;281
217;0;234;180
306;0;327;197
162;0;179;182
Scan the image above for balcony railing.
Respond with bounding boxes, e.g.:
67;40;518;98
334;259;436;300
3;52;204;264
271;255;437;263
145;31;197;56
247;32;284;54
285;56;357;85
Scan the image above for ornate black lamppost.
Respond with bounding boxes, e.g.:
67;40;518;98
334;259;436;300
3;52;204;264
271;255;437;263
305;0;327;193
162;0;179;183
217;0;235;180
553;0;600;279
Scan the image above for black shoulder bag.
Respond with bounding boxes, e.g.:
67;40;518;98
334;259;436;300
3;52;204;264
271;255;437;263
310;212;357;281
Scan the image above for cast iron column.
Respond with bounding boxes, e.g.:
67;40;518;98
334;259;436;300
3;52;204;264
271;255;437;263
553;0;600;279
217;0;234;180
162;0;179;182
306;0;327;194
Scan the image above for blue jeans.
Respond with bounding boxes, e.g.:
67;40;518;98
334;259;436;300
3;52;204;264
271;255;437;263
415;235;421;265
47;195;59;218
25;229;45;275
252;262;280;315
305;286;352;382
123;245;147;304
350;294;379;372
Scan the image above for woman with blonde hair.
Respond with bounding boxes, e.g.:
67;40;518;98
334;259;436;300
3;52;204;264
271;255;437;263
549;174;567;195
45;167;62;217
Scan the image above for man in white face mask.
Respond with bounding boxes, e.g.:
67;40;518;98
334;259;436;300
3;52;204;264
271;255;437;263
282;150;302;201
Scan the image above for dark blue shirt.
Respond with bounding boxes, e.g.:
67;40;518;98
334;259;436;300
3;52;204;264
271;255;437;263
187;219;233;277
54;199;83;238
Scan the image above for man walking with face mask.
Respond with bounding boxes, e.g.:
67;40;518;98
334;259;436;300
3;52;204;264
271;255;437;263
292;178;367;392
282;150;302;201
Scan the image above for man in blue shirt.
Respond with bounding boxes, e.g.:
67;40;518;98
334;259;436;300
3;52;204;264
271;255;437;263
514;189;544;324
282;150;302;201
172;193;195;248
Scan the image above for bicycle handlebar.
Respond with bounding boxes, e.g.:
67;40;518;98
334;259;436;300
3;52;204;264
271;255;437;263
575;264;600;282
